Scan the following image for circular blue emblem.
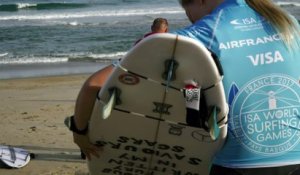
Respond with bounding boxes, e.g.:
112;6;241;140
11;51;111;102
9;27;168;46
231;74;300;155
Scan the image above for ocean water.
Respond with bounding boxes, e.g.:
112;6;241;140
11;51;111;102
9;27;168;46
0;0;299;79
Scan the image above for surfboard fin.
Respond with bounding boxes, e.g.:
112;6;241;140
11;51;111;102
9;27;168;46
162;59;178;82
8;146;17;163
208;106;220;141
102;87;121;120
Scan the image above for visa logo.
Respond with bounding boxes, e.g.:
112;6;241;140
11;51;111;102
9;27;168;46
247;51;285;66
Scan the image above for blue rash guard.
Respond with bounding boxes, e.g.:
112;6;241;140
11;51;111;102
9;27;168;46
175;0;300;168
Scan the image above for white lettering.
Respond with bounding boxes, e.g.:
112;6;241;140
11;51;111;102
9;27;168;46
264;108;299;120
242;18;257;25
219;34;281;50
246;39;255;46
265;52;273;64
239;40;247;47
247;51;284;66
274;51;284;62
257;129;292;142
248;54;260;66
231;41;239;49
219;43;227;50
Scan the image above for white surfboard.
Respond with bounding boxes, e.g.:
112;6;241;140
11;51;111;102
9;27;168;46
88;33;228;175
0;145;31;168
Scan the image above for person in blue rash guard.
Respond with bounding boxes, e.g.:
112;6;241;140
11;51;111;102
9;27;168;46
175;0;300;174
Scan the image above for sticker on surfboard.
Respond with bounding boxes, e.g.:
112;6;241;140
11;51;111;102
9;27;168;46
119;73;140;85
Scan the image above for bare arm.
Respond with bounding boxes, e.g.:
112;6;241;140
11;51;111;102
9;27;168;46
74;65;113;129
72;65;113;160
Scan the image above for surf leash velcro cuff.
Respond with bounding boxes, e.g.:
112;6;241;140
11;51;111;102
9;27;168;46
65;116;88;135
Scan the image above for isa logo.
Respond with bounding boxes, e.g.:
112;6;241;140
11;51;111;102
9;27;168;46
231;74;300;155
230;17;266;32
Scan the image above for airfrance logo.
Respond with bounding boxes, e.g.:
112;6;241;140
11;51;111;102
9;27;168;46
230;17;265;32
219;34;281;50
231;74;300;155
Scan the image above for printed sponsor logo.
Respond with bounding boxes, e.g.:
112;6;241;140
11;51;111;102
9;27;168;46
231;74;300;155
230;17;266;32
230;18;261;25
219;34;281;50
247;50;285;66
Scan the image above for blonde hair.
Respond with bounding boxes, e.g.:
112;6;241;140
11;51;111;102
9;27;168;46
245;0;299;48
179;0;299;48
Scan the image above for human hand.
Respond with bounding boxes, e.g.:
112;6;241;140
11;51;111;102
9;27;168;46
72;132;102;161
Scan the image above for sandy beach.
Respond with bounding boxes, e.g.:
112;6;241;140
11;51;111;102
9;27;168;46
0;74;92;175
